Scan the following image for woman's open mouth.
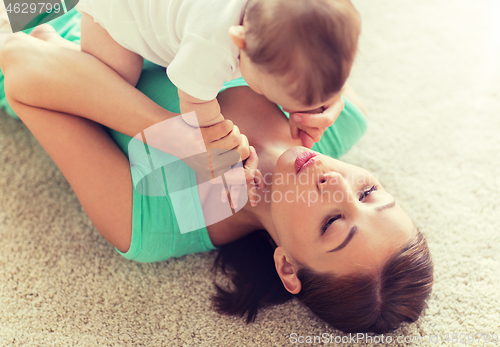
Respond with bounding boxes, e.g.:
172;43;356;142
295;151;320;174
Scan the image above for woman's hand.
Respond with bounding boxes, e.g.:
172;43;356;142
132;115;250;187
165;118;250;188
200;119;250;163
289;97;345;148
200;123;264;210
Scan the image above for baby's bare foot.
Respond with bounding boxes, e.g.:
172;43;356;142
28;23;80;51
29;24;59;42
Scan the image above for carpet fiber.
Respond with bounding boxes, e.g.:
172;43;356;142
1;0;499;345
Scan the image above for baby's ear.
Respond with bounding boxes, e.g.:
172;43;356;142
229;26;246;49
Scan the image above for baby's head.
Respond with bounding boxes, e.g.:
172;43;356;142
230;0;361;113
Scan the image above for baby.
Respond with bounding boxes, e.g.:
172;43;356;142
76;0;360;145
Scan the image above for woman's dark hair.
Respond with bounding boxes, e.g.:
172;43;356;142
211;229;433;334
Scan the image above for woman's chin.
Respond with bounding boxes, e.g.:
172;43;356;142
273;146;312;180
280;146;311;162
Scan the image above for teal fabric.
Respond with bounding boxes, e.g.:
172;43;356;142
0;11;367;262
109;62;216;262
0;10;216;262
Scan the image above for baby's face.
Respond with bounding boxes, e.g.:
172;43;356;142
239;50;332;114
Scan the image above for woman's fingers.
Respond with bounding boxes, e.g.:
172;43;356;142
199;120;250;181
201;122;256;209
229;185;241;209
235;133;250;161
254;168;265;191
205;123;250;162
218;146;265;208
244;146;264;207
200;119;234;144
250;168;265;206
244;146;258;178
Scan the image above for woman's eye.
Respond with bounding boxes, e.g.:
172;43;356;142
359;185;378;202
321;214;341;235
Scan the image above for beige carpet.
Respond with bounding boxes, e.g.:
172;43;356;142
1;0;500;346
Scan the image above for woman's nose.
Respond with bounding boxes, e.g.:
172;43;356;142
317;171;343;190
317;172;357;201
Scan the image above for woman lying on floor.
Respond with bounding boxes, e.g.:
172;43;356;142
0;12;433;334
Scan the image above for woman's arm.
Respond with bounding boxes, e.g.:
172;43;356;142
0;32;173;138
0;32;251;162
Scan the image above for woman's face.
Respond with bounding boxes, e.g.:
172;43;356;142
270;147;416;277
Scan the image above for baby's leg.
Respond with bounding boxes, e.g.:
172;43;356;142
80;12;143;86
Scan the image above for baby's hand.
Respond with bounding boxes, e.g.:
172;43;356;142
289;97;345;148
178;89;224;127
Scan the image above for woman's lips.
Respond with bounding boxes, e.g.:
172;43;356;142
295;151;320;174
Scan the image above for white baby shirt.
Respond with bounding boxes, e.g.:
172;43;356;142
76;0;246;100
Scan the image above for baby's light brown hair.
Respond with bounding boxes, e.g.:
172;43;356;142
244;0;361;107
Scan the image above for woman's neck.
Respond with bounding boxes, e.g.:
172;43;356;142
210;86;303;245
212;144;285;246
245;144;288;244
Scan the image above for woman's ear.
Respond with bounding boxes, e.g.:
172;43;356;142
274;247;302;294
229;25;246;49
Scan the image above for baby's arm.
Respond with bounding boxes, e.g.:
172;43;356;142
178;89;224;128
